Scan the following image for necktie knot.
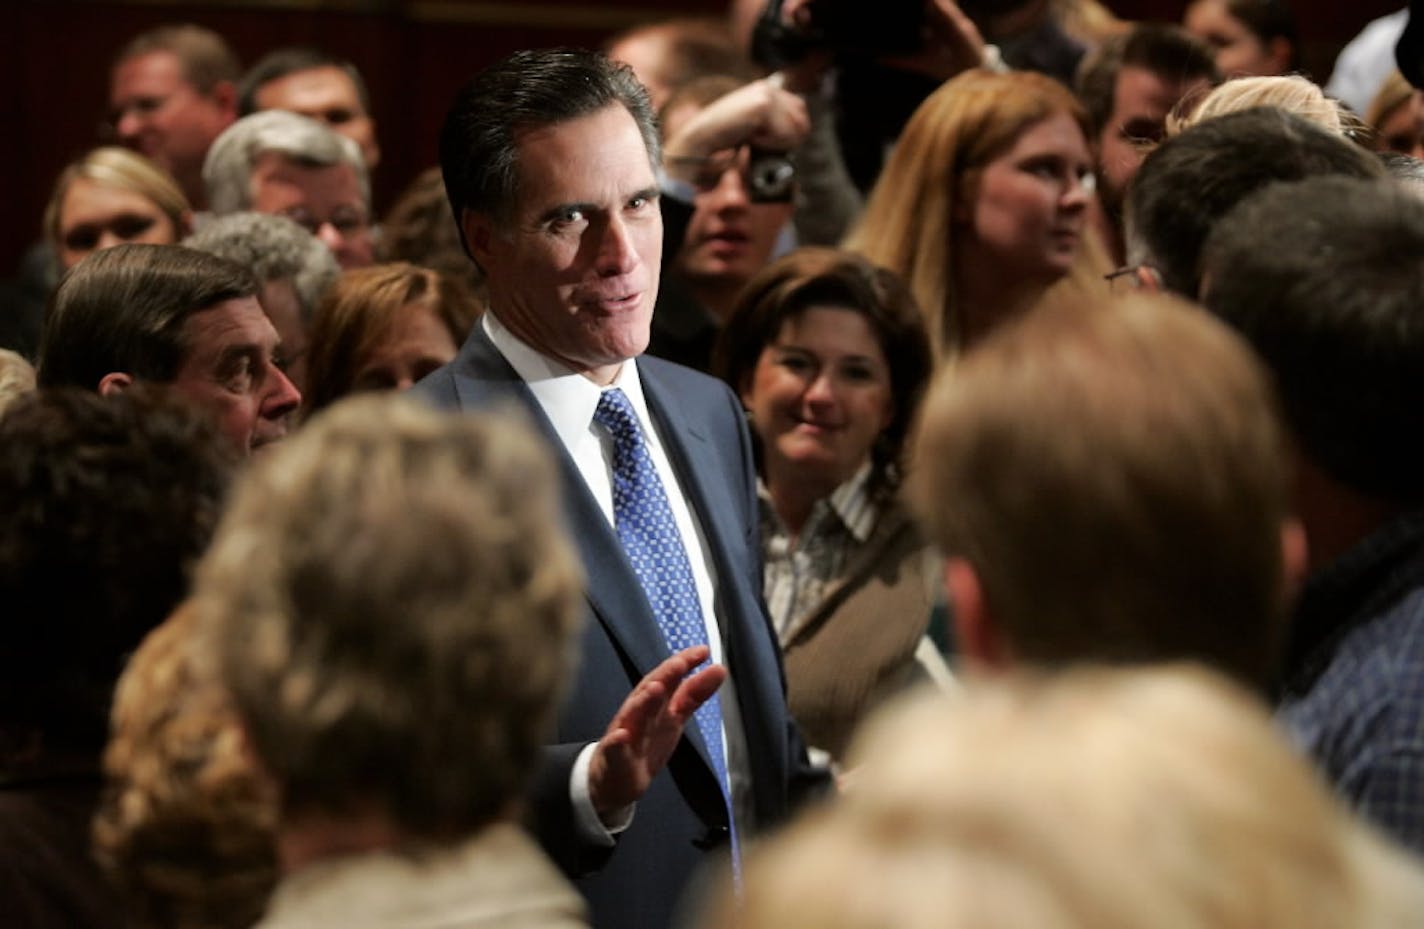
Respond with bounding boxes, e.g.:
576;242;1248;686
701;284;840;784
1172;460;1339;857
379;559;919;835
595;387;646;473
594;387;642;449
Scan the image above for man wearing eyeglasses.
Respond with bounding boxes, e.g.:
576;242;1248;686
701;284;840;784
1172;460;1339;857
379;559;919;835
202;110;375;269
109;24;241;212
645;76;809;371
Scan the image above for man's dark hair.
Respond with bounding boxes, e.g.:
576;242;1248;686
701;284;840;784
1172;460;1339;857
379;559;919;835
1126;107;1384;298
1201;176;1424;505
439;47;659;241
237;46;372;116
38;244;257;390
0;387;235;759
1076;24;1219;138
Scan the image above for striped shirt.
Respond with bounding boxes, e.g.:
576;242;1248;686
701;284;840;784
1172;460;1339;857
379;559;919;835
760;462;882;642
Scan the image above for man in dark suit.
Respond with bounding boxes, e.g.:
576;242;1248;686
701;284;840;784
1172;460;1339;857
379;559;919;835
413;48;822;929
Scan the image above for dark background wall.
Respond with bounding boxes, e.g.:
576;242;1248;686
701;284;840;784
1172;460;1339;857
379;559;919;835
1;0;1403;277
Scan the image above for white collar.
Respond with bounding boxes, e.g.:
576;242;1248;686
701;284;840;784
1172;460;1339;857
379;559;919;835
482;312;656;448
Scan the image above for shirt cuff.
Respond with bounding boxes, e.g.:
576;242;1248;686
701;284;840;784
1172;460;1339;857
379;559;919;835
571;741;635;846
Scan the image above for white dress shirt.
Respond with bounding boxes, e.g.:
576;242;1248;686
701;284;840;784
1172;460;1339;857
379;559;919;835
483;313;752;845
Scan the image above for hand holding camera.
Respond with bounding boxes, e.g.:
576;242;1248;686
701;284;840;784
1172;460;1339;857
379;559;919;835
663;77;811;202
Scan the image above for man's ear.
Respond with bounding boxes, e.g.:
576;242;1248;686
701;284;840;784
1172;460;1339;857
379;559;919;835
1266;37;1293;75
210;79;239;119
1279;516;1309;610
97;372;134;397
461;209;497;269
944;556;1012;670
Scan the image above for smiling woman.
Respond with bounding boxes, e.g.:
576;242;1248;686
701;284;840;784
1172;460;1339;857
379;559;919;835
43;147;191;272
713;246;938;762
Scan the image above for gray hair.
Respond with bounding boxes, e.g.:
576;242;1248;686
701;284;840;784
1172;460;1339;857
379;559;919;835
195;394;583;836
203;110;368;215
185;212;340;323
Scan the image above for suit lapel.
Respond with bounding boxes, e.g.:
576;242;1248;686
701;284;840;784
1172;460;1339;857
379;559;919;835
448;332;719;770
640;364;767;781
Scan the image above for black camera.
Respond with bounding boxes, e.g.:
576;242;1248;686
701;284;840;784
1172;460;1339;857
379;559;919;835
747;147;796;203
752;0;925;69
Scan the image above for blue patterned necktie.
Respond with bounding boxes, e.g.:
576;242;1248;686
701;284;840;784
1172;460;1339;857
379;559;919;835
593;387;739;869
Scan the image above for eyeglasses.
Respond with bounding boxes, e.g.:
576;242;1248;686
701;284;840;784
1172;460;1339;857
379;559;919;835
1104;265;1162;295
667;147;750;192
279;206;370;239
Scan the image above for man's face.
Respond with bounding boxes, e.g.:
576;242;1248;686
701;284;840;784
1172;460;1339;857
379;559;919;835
169;296;301;455
1096;66;1211;215
249;151;374;269
110;50;233;193
465;103;662;384
663;101;792;309
252;66;381;169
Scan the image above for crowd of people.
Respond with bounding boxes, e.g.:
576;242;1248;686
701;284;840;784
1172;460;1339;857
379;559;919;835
5;1;1424;928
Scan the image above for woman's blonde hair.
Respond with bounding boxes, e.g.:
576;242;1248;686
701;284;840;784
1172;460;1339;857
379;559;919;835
1168;74;1359;139
844;69;1100;359
95;605;276;929
714;666;1424;929
42;147;190;251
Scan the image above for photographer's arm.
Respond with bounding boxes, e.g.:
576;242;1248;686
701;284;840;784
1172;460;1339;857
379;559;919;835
661;77;811;185
883;0;1002;80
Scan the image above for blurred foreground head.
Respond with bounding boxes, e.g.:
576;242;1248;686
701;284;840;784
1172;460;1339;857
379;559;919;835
193;394;583;842
715;665;1424;929
909;291;1294;689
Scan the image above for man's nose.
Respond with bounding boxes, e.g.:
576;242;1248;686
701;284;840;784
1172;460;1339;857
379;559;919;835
709;167;750;212
315;221;345;252
264;366;302;419
595;215;640;276
114;110;144;142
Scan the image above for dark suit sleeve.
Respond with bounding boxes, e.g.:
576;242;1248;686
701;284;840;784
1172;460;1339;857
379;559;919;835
719;380;836;814
527;743;618;878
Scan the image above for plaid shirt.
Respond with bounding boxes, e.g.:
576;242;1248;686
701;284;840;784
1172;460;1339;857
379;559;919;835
1277;509;1424;854
760;463;881;643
